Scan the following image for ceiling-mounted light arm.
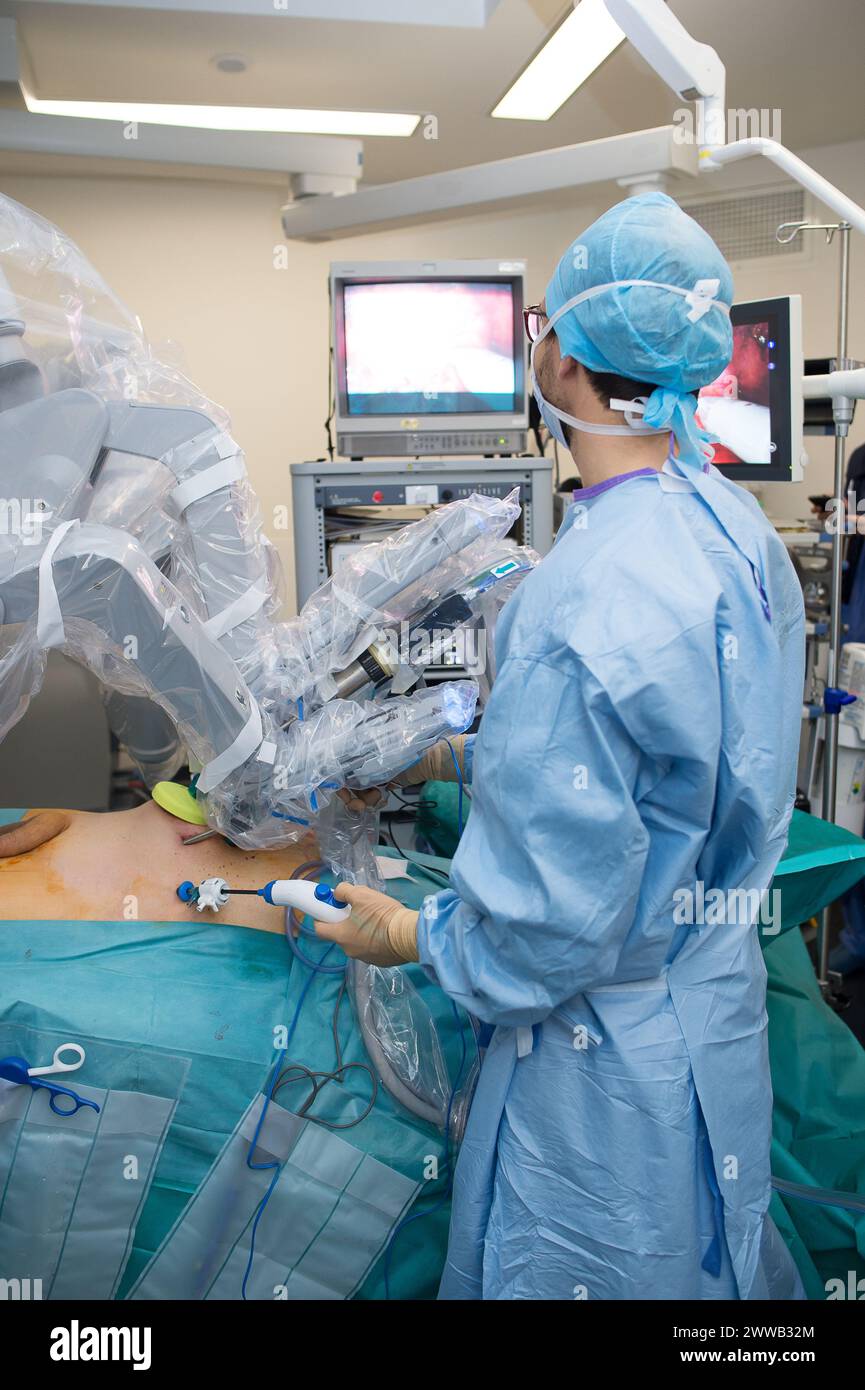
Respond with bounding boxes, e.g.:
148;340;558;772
707;141;865;236
603;0;725;160
602;0;865;236
281;125;696;240
803;367;865;403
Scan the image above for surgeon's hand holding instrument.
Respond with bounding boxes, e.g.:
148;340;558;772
313;881;420;968
391;731;471;787
0;1041;100;1115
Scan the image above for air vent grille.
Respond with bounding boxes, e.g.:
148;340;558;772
682;188;807;262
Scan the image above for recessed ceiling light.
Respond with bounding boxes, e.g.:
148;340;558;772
492;0;625;121
21;88;420;138
212;54;249;75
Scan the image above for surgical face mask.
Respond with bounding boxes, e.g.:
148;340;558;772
531;277;729;451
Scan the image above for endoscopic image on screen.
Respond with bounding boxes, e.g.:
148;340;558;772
343;280;517;416
698;321;773;465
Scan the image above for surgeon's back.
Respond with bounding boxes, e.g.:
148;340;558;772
462;462;806;1001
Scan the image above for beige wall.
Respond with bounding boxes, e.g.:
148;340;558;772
4;137;864;611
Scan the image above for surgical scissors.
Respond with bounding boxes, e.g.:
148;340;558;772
0;1042;101;1116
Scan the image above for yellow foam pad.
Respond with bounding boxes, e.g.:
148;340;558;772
152;781;208;826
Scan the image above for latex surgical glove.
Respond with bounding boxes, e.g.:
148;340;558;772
313;882;419;966
336;787;385;814
390;734;469;788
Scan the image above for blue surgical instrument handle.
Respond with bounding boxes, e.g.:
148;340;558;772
0;1055;101;1115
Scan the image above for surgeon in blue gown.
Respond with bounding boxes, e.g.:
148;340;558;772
317;193;807;1301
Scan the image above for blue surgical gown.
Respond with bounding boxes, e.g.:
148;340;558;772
416;459;807;1300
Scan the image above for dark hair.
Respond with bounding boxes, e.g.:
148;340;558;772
562;365;699;448
583;365;657;406
583;365;699;408
552;365;653;449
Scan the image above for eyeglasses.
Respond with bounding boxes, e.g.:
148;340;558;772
523;304;548;343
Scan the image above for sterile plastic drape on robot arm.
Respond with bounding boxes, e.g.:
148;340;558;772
382;541;538;698
0;192;508;1143
0;623;45;744
98;401;283;692
1;520;260;772
92;410;517;724
0;198;229;777
305;684;480;879
0;193;224;423
0;462;484;852
203;679;478;849
1;511;480;849
0;192;531;879
270;490;523;709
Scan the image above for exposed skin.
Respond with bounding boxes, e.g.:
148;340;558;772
0;800;320;934
533;297;670;487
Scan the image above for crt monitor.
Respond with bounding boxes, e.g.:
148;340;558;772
697;295;804;482
330;260;529;458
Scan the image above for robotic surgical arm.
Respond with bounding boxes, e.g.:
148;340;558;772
0;196;536;874
0;192;539;1136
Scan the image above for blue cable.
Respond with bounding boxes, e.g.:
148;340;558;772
241;939;338;1299
447;739;467;834
285;913;346;975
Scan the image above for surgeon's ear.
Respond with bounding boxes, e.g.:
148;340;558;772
0;811;71;858
559;354;580;382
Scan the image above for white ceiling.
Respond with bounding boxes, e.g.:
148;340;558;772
3;0;865;185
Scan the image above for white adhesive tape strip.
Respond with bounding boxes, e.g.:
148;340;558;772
170;454;246;515
202;584;269;640
36;519;80;648
197;698;263;793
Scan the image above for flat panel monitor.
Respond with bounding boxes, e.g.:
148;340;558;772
698;295;803;482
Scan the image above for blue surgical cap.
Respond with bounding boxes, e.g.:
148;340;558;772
545;192;735;465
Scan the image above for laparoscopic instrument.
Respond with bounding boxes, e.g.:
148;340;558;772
0;1041;100;1115
175;858;478;1139
176;876;351;923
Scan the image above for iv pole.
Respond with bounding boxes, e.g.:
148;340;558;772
822;226;853;825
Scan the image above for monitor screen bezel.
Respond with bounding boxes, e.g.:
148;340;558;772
330;260;529;437
711;295;802;483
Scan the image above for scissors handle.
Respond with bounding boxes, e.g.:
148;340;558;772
27;1043;85;1077
31;1077;100;1117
